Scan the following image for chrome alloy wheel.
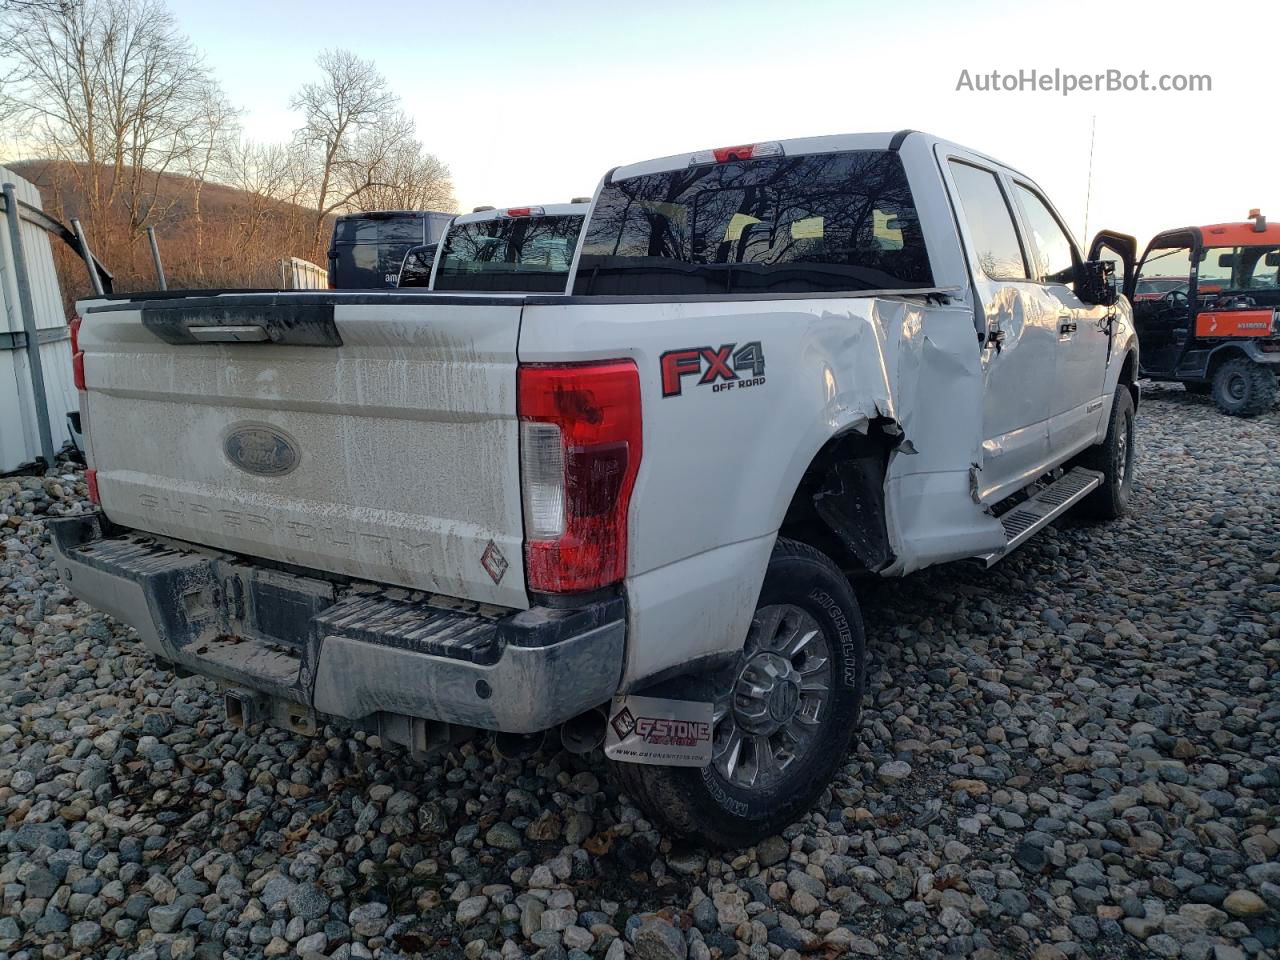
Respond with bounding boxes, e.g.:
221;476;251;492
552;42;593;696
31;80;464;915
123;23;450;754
711;604;833;790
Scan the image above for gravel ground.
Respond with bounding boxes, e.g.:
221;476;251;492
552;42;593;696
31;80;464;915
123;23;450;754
0;382;1277;960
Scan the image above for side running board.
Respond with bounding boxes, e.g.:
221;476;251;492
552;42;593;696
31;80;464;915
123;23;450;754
980;467;1104;566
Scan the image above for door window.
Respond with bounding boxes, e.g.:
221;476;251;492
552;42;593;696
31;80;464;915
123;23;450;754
1012;185;1077;287
1134;242;1194;329
1135;246;1192;297
946;161;1026;281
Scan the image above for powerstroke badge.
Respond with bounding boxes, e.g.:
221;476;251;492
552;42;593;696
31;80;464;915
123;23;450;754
604;695;713;767
659;341;766;397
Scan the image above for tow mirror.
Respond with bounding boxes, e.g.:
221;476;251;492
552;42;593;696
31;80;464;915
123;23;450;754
1218;253;1236;267
1087;229;1136;300
1079;259;1118;307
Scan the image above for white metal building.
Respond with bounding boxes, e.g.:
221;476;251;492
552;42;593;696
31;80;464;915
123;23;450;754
0;166;79;472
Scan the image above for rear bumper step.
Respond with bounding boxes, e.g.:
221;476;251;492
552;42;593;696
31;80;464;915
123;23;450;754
48;513;625;736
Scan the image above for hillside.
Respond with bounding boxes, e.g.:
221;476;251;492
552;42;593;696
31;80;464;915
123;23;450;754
8;160;331;307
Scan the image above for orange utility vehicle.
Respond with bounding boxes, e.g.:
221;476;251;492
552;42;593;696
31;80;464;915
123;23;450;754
1132;210;1280;415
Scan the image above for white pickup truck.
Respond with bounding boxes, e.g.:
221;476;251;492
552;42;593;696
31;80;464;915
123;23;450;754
52;131;1139;846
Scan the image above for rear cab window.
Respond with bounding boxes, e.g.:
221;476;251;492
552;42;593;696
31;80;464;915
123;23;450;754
573;150;933;295
435;212;585;293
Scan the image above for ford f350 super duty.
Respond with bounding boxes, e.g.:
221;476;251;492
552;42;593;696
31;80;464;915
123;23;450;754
52;131;1140;846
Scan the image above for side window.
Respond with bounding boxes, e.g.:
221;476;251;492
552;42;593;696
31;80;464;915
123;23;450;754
1012;184;1077;286
1247;247;1280;288
947;160;1027;281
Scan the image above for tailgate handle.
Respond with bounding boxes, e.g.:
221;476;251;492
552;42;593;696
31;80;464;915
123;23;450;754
188;324;270;343
141;301;342;347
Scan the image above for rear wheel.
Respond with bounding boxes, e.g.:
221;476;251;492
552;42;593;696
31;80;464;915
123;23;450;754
609;538;865;848
1076;385;1135;521
1212;358;1276;417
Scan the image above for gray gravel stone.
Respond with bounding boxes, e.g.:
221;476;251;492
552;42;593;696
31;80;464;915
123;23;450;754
633;915;687;960
0;395;1274;960
287;883;329;920
69;920;103;950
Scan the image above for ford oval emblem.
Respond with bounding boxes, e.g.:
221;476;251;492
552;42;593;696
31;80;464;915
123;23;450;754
223;423;300;477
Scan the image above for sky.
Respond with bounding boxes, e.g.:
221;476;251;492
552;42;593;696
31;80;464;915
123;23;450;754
159;0;1279;247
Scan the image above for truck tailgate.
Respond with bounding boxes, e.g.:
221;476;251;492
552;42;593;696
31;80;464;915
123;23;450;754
77;293;528;608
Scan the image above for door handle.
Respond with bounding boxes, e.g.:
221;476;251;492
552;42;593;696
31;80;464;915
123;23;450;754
1058;313;1077;335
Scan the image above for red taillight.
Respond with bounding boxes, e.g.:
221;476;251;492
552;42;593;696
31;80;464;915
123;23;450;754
518;360;642;593
85;468;100;504
70;314;86;391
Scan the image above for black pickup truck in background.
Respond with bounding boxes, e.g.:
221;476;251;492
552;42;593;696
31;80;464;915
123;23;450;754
327;210;453;288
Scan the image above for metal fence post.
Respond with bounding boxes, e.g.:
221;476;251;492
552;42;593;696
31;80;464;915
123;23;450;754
146;226;167;290
3;182;57;469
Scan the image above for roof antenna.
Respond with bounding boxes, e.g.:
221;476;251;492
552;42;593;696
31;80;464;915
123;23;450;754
1082;114;1096;241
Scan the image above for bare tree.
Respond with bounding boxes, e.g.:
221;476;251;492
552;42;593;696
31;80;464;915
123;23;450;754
290;48;400;251
181;80;240;276
1;7;455;297
342;118;456;213
0;0;77;10
218;137;310;256
2;0;222;267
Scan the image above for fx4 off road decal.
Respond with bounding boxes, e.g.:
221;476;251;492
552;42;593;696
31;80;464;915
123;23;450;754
660;342;766;397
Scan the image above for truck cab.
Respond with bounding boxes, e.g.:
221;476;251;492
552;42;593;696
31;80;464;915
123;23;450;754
1132;211;1280;415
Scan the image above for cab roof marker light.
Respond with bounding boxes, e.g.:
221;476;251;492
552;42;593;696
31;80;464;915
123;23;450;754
688;141;785;167
503;206;545;218
1249;208;1266;232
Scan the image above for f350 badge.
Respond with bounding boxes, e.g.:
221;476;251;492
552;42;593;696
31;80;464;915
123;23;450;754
223;423;300;477
659;341;766;397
